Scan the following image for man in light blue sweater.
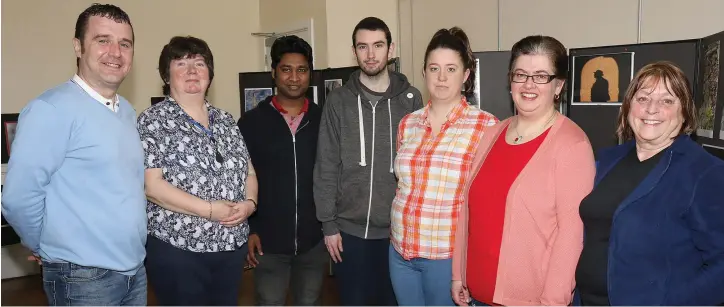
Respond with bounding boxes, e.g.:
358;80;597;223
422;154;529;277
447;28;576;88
1;4;147;306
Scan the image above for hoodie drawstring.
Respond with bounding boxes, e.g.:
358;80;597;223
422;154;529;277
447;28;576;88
387;99;393;173
357;95;395;174
357;95;367;166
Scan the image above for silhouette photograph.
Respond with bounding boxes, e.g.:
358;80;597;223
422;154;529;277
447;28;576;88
571;52;634;105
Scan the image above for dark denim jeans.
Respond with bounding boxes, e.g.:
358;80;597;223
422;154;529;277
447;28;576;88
41;261;147;306
253;240;328;305
333;232;397;306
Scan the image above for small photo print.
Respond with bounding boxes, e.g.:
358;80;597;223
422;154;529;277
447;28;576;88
306;86;319;104
697;41;719;139
1;113;20;164
324;79;343;100
244;88;273;111
571;52;634;105
472;58;481;107
4;122;17;155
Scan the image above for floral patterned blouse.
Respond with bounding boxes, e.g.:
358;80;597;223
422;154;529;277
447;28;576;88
137;97;250;252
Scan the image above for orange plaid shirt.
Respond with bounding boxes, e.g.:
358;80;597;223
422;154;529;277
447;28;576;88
391;97;498;260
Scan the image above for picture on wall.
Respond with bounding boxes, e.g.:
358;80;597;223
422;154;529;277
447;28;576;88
387;57;400;73
324;79;343;100
472;58;481;107
306;86;318;104
571;52;634;105
244;88;273;111
2;113;20;164
697;41;720;139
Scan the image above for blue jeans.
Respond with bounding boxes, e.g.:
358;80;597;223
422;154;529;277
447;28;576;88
389;244;455;306
41;261;146;306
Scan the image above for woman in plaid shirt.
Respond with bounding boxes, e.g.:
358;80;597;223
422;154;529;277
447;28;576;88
388;27;498;306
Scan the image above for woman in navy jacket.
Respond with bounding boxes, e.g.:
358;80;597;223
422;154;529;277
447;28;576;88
574;61;724;306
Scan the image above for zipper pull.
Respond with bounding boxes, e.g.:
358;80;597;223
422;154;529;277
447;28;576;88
292;134;296;143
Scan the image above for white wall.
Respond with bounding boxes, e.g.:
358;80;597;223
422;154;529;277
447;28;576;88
403;0;724;98
325;0;400;68
640;0;724;43
1;0;263;119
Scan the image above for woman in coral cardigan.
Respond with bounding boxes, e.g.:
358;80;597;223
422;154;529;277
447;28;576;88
451;35;595;306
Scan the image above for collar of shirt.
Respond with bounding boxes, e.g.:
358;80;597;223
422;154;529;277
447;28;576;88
166;96;218;121
72;74;119;112
271;96;309;114
420;95;469;127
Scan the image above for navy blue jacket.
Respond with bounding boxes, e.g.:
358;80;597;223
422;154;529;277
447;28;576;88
574;135;724;305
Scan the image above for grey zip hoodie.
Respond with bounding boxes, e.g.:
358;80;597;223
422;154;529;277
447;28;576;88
314;70;423;239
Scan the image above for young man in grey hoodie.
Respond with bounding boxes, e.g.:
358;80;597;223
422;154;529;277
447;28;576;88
314;17;424;306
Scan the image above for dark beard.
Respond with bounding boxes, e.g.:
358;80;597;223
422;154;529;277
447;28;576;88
357;59;387;77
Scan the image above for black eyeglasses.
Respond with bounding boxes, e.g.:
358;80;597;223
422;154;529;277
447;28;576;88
210;137;223;163
510;73;556;84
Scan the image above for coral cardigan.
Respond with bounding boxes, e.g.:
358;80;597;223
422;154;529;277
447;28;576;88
452;115;595;306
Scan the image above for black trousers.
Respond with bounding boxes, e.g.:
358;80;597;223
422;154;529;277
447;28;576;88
333;231;398;306
145;236;248;306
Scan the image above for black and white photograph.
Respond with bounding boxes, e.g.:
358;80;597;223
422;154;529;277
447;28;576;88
697;41;720;139
306;86;318;104
244;87;273;111
571;52;634;105
324;79;343;100
472;58;480;107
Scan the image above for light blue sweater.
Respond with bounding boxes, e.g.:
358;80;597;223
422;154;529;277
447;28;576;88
1;81;147;275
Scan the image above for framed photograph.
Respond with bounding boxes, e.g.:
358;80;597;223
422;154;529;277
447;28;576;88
2;113;20;164
324;79;343;101
244;88;273;111
697;41;720;139
571;52;634;105
306;86;319;104
387;57;400;73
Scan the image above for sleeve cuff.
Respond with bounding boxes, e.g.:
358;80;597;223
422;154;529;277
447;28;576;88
322;221;339;236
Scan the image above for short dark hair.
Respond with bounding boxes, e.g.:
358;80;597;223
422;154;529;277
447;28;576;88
158;36;215;96
508;35;568;103
617;61;697;141
423;27;476;99
352;17;392;47
74;3;133;67
270;35;314;71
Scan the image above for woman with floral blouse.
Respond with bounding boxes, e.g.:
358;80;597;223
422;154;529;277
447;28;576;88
137;36;257;305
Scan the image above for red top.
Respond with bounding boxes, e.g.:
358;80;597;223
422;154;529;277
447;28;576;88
271;96;309;134
466;126;549;304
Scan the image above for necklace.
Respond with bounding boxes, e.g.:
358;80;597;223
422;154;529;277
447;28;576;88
513;111;557;144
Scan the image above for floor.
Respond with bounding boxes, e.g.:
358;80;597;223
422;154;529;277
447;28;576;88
1;269;340;306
